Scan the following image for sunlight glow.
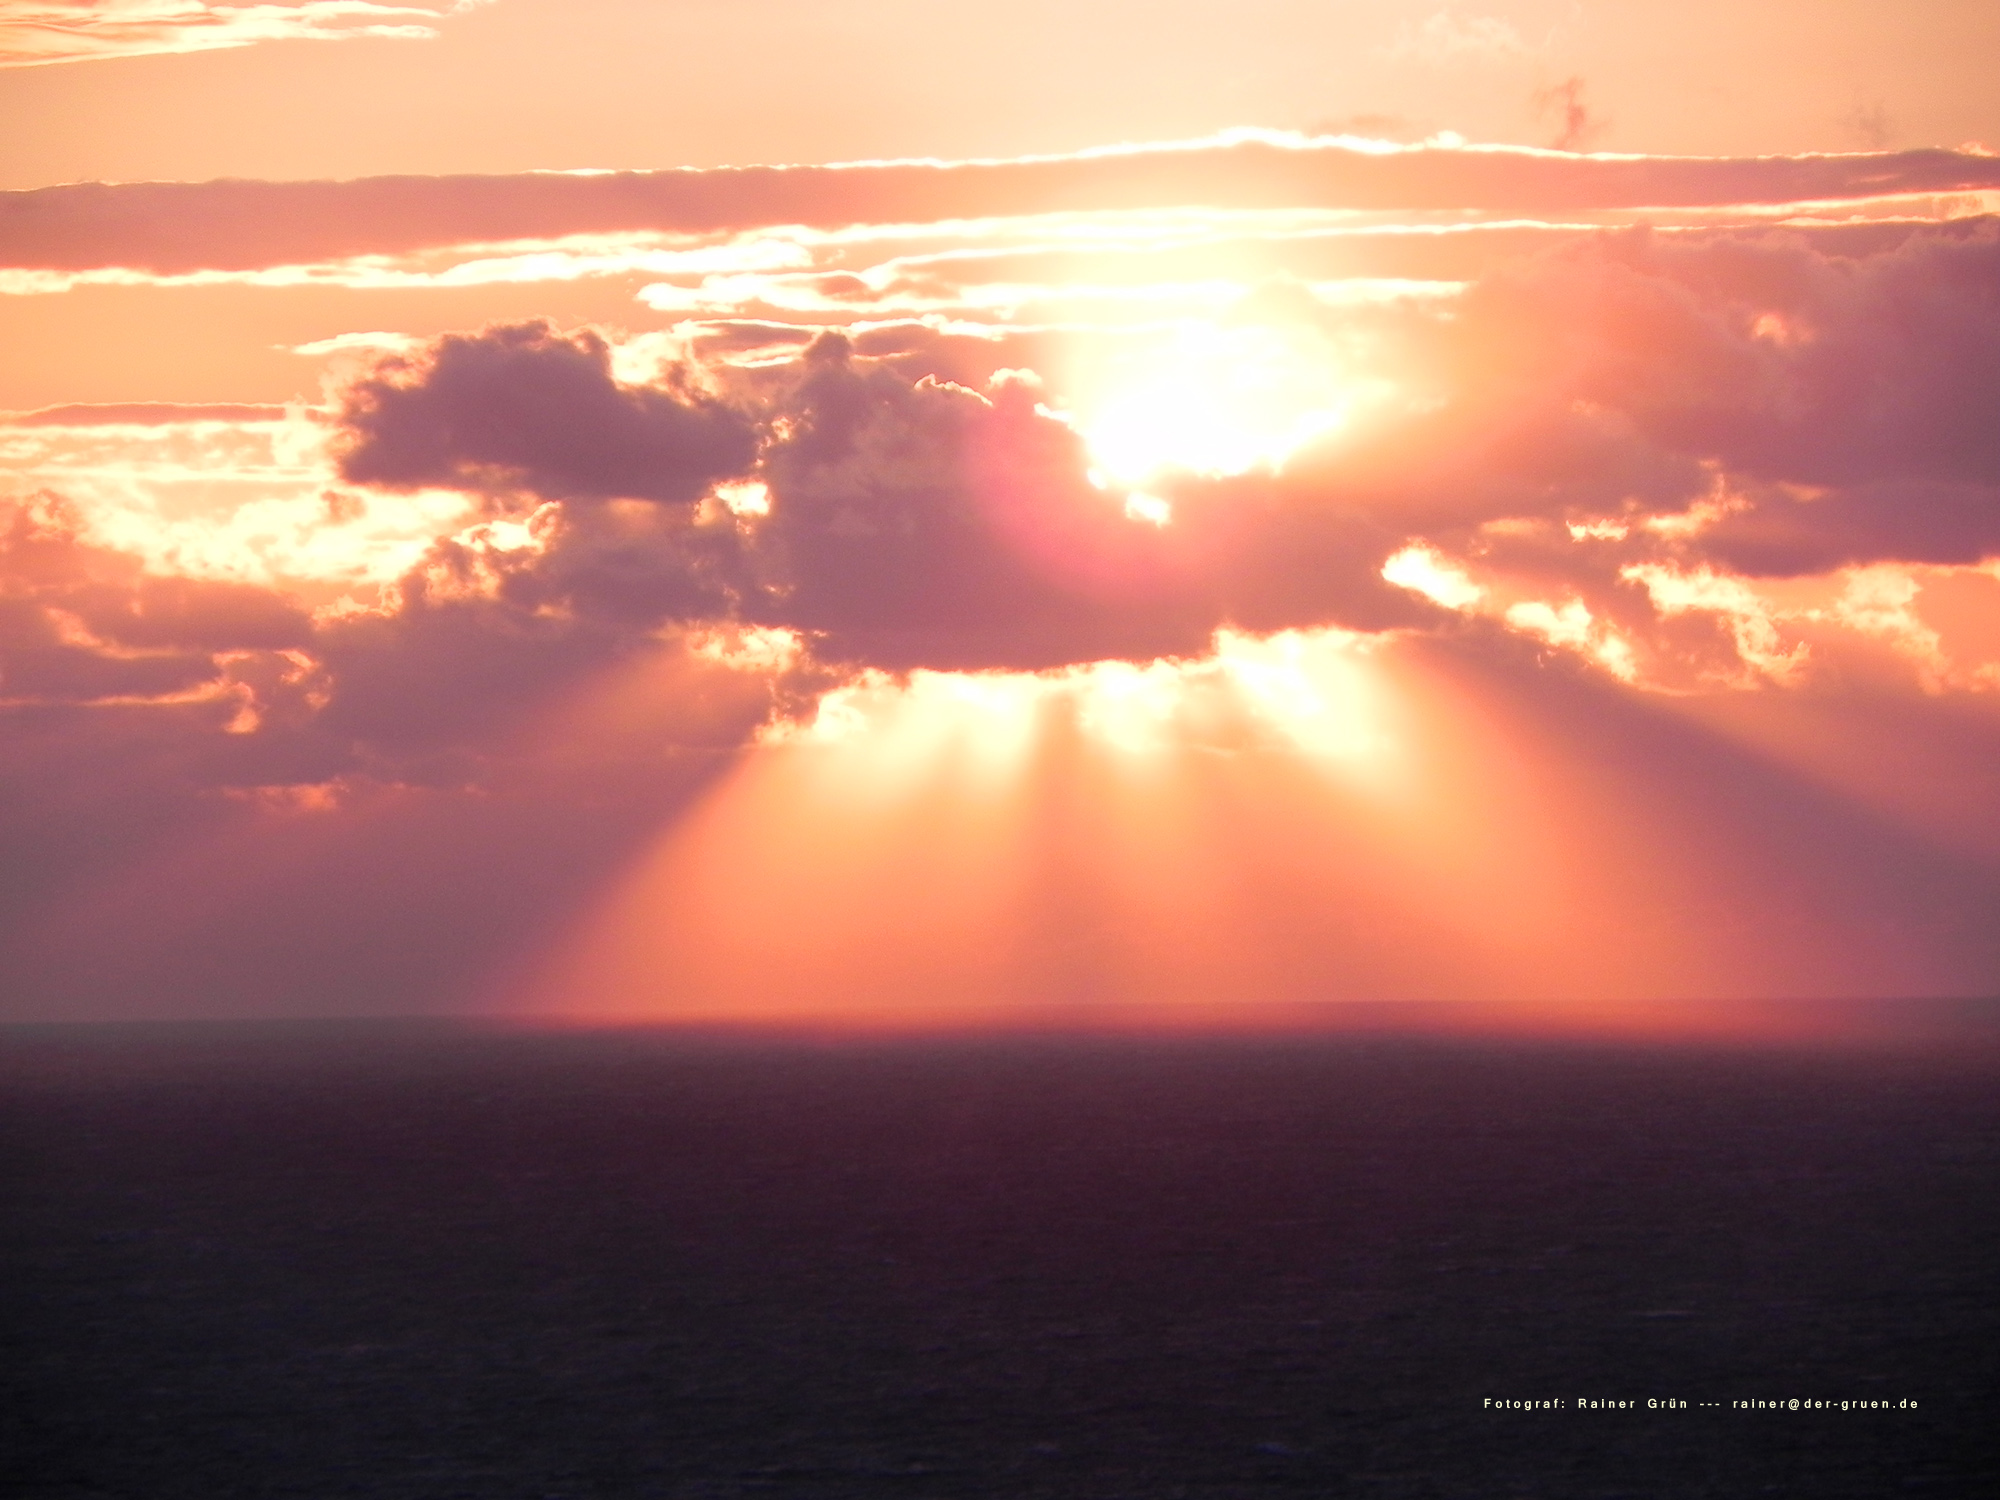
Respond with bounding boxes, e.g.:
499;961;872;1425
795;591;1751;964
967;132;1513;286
517;624;1797;1028
713;479;772;517
0;413;477;600
772;631;1403;782
1621;564;1807;685
1382;544;1485;609
1073;323;1353;483
1209;628;1402;769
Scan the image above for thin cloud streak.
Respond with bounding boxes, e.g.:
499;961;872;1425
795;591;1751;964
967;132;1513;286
0;1;491;70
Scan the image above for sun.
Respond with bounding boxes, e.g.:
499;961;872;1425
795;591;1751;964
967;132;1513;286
1071;321;1355;486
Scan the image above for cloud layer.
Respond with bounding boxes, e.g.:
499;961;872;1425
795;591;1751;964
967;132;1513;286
10;211;1999;749
296;217;2000;685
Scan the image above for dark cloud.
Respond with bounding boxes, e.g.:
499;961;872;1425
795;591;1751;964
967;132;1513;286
322;314;1420;691
1524;222;2000;495
741;337;1212;669
335;322;757;504
678;321;816;362
318;326;1435;674
1279;219;2000;582
1690;480;2000;577
10;139;2000;275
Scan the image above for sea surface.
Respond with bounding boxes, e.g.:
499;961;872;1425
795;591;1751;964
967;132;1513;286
3;1016;1996;1497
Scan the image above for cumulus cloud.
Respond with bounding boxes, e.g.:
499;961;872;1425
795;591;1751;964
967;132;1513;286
1323;219;2000;686
739;338;1216;668
0;1;491;70
335;322;758;505
314;325;1437;672
1406;222;2000;553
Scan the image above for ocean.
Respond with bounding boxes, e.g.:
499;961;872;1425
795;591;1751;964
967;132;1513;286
4;1016;1994;1497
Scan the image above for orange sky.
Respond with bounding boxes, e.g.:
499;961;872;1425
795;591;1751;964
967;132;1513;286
3;3;1998;1032
5;2;2000;186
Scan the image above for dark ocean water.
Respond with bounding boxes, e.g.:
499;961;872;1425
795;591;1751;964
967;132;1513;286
3;1018;1995;1498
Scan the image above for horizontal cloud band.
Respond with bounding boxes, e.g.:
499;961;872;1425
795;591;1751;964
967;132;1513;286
7;134;2000;273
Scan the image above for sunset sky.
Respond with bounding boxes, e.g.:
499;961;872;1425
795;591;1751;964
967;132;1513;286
4;1;1999;1027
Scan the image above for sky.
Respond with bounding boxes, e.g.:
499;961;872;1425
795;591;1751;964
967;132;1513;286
3;2;1999;1029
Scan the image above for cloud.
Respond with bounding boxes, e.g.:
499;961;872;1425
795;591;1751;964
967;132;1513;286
11;213;2000;735
288;331;424;358
10;122;2000;1025
8;136;2000;277
742;338;1225;669
1320;222;1992;680
1533;77;1607;152
0;493;312;702
318;326;1437;673
7;297;2000;1019
1381;11;1536;67
1463;222;2000;536
312;208;2000;682
335;322;759;505
15;207;1999;715
1307;112;1431;145
0;477;778;768
3;401;292;426
0;1;490;70
1265;219;1999;535
0;321;1420;729
0;488;793;1028
1220;219;2000;687
1840;99;1895;152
